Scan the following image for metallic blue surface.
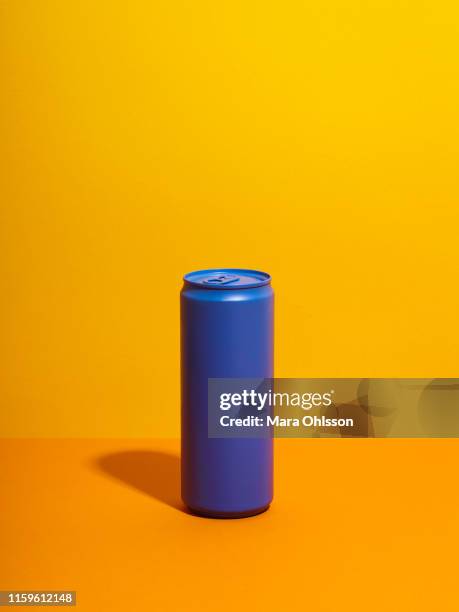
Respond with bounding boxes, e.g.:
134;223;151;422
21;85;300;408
181;269;274;517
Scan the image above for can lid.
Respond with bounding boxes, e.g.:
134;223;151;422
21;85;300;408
184;268;271;289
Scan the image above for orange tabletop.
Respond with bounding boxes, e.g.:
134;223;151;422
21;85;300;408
1;438;458;611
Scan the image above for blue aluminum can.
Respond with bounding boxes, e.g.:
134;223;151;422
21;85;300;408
181;268;274;518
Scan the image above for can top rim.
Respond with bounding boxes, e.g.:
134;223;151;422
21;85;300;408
183;268;271;289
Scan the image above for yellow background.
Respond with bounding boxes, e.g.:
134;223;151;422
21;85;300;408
2;1;459;437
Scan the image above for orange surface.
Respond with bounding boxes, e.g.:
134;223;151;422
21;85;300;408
1;438;458;610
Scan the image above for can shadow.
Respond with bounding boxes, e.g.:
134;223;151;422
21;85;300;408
95;450;185;512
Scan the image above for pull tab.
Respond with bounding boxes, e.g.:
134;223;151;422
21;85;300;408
202;274;240;286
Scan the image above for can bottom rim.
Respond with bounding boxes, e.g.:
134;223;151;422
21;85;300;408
185;503;270;520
